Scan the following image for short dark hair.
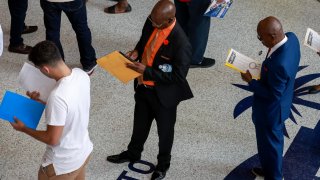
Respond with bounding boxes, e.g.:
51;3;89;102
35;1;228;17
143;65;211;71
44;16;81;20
28;41;62;67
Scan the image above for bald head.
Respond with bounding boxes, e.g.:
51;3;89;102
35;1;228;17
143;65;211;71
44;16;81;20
257;16;285;48
150;0;176;29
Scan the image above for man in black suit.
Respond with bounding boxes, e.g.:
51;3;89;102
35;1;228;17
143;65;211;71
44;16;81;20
106;1;193;179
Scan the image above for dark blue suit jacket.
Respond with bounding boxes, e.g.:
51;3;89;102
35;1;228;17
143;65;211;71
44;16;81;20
249;32;300;130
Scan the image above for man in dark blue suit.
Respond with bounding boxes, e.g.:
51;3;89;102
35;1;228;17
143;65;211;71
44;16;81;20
241;16;300;179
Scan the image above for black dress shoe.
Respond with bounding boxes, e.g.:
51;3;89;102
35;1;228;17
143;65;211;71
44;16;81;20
22;25;38;34
8;44;32;54
251;167;265;177
190;57;215;68
151;170;167;180
106;151;137;164
308;85;320;94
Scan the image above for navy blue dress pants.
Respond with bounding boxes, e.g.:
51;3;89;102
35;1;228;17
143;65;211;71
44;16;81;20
40;0;96;70
8;0;28;46
174;0;211;65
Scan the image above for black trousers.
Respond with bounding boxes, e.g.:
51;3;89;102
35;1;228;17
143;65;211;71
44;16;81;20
127;86;177;171
40;0;97;70
8;0;28;46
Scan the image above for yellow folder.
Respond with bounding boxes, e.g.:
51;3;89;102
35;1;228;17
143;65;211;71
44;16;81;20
97;51;141;84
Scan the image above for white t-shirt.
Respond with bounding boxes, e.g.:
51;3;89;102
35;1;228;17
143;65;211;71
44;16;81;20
42;68;93;175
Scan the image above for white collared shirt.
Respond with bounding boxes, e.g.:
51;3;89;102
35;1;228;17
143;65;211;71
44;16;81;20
267;35;288;58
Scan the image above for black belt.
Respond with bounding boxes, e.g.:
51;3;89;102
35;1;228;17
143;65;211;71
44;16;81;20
138;84;155;90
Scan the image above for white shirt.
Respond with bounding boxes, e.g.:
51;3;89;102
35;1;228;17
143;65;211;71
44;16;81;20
42;68;93;175
267;35;288;58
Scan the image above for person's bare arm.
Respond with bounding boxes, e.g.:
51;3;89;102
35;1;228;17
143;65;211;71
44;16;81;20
11;117;64;146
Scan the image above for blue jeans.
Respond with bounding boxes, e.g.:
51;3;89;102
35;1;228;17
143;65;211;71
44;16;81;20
8;0;28;46
174;0;211;64
40;0;96;70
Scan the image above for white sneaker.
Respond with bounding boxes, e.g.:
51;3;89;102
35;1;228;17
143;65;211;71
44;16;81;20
84;64;97;76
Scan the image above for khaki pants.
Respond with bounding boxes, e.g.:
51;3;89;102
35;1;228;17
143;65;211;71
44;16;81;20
38;155;90;180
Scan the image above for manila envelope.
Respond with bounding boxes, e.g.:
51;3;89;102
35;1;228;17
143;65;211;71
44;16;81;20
97;51;141;84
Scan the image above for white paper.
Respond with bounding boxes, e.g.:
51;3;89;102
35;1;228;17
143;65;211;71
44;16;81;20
225;49;261;79
0;25;3;56
304;28;320;52
18;62;56;102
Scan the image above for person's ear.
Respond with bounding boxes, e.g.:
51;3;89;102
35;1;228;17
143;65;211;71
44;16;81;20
168;17;174;23
41;66;50;74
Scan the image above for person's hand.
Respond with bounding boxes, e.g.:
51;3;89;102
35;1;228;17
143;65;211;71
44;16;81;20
241;70;253;83
26;91;46;105
126;62;146;74
126;50;139;61
10;117;26;132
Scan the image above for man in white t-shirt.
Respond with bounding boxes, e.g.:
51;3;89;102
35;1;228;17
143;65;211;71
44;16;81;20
10;40;93;180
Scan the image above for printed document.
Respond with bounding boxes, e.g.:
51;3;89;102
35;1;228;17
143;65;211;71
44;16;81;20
304;28;320;52
204;0;233;18
225;49;261;79
18;62;56;102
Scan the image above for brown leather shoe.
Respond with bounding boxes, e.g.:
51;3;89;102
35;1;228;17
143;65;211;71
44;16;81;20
8;44;32;54
308;85;320;94
22;25;38;34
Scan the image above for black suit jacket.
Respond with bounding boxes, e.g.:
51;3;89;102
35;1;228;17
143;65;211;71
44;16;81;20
134;18;193;108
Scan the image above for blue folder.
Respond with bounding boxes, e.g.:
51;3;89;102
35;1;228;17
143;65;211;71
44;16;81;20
0;91;45;130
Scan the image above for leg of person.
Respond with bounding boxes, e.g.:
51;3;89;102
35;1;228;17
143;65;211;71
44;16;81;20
74;155;91;180
8;0;32;54
174;0;190;34
255;120;284;180
127;87;156;160
38;164;78;180
107;87;155;163
187;0;215;67
63;0;97;73
104;0;131;14
40;0;65;59
38;166;48;180
151;100;177;180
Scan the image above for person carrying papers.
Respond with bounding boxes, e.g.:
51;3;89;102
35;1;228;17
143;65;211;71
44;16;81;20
240;17;300;179
10;41;93;180
106;1;193;179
